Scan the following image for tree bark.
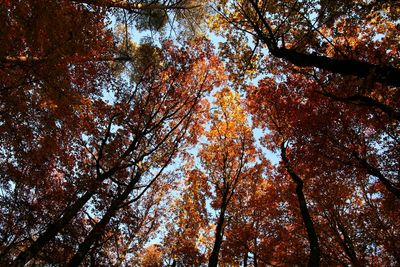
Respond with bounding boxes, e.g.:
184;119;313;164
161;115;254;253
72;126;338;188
208;195;228;267
253;243;258;267
13;185;98;267
336;218;361;266
67;171;142;266
243;252;248;267
12;164;127;266
253;255;258;267
270;47;400;88
280;143;320;267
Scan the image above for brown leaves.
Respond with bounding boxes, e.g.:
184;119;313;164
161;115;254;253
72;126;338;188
1;0;399;266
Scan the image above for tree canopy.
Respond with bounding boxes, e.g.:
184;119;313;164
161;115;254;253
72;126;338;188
0;0;399;266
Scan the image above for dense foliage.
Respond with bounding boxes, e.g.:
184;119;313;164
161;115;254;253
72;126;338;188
0;0;399;266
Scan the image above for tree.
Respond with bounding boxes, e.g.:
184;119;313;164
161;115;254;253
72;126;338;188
163;88;270;266
138;244;164;267
212;0;400;87
1;38;223;265
280;142;320;266
162;168;211;266
74;0;211;35
211;1;400;193
247;67;399;264
1;0;399;266
219;159;275;266
0;1;112;264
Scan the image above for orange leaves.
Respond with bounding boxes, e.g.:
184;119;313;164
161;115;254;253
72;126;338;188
200;88;257;180
39;99;59;111
139;245;164;267
207;88;251;143
162;86;273;265
1;0;399;265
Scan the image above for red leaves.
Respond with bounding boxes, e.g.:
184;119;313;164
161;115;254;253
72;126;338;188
1;0;399;266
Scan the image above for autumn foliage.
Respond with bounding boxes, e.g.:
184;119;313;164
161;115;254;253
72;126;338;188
0;0;399;266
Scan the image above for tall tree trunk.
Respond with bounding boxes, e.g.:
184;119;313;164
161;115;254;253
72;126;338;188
253;239;258;267
281;143;320;267
253;253;258;267
208;195;228;267
13;184;99;267
12;164;128;266
243;252;248;267
336;219;361;266
272;47;400;88
67;171;142;266
67;201;120;266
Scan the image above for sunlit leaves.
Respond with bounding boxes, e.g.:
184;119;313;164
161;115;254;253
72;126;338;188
1;0;399;266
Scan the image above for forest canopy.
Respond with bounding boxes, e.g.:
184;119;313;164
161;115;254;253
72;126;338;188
0;0;399;266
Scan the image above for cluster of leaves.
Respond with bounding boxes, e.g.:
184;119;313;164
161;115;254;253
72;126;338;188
0;0;399;266
0;1;223;265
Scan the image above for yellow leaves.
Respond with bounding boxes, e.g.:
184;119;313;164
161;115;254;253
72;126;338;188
75;97;94;114
139;244;164;267
207;14;223;32
196;232;207;245
197;87;258;189
205;88;253;147
213;88;246;122
207;5;240;33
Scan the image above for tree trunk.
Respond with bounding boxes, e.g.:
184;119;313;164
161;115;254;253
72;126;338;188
208;196;228;267
294;180;320;267
271;47;400;88
253;252;258;267
67;201;120;266
253;240;258;267
67;171;141;266
13;187;98;267
281;143;320;267
355;154;400;200
12;165;124;266
336;219;361;266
